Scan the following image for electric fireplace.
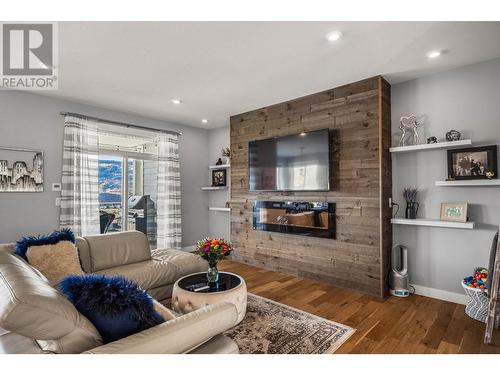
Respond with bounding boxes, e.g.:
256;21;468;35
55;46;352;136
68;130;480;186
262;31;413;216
252;201;335;239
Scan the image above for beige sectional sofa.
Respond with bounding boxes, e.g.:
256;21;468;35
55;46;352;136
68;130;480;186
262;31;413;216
0;231;239;354
75;231;207;303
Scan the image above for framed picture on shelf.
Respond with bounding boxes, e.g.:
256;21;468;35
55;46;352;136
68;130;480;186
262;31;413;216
447;145;497;180
440;202;468;223
212;169;227;187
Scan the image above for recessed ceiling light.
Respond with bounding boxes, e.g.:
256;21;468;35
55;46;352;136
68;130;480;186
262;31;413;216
171;98;182;105
300;132;307;136
426;50;442;59
326;31;342;42
201;119;208;124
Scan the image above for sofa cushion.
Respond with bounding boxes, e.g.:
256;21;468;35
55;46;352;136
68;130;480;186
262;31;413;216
15;228;76;258
59;274;165;343
26;241;85;286
0;245;102;353
0;327;45;354
151;248;207;280
75;236;92;273
95;259;177;291
14;229;84;286
76;231;152;272
95;249;207;292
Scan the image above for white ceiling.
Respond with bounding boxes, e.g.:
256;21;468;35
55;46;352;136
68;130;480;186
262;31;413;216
41;21;500;129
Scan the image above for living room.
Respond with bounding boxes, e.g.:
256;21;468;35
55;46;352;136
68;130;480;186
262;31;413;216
1;1;500;372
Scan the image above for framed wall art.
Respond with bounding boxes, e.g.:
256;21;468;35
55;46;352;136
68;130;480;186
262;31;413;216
0;147;44;192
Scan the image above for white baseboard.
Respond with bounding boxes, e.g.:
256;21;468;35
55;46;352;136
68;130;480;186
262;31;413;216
412;284;468;305
182;245;196;252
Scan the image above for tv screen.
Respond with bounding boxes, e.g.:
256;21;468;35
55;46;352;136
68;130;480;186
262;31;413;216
248;129;330;191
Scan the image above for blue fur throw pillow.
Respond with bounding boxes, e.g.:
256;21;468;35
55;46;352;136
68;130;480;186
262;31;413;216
59;274;165;343
15;228;75;259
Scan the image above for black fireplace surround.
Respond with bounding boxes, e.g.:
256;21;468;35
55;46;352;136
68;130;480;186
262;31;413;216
252;201;336;239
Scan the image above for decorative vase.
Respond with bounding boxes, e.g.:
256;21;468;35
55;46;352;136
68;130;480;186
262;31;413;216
405;201;419;219
207;263;219;283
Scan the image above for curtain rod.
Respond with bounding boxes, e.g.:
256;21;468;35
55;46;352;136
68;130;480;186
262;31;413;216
59;112;182;136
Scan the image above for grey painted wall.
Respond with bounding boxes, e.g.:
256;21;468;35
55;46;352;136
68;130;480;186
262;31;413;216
207;125;231;239
0;91;209;247
392;58;500;294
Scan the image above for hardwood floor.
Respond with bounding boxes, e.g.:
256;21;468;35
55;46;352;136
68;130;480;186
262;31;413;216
219;260;500;354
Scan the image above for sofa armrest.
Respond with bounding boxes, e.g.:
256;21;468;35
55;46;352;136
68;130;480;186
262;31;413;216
84;302;238;354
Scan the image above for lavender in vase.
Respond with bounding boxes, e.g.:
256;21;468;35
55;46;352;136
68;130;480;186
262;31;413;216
403;187;419;219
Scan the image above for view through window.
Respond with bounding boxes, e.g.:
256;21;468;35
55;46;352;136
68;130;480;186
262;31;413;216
98;132;158;247
98;155;123;232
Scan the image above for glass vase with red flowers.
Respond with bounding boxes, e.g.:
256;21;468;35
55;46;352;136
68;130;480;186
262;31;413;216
195;237;233;283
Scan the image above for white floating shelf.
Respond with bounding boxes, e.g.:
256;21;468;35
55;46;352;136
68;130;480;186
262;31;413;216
209;207;230;212
201;186;228;191
436;179;500;187
208;164;230;169
389;139;472;153
391;218;475;229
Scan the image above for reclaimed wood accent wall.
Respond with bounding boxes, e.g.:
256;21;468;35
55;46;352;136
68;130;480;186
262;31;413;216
230;76;392;297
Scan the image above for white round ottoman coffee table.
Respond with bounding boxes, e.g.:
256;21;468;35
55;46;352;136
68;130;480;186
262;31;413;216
171;271;247;324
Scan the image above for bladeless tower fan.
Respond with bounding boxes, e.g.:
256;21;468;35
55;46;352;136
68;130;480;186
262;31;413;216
389;244;410;297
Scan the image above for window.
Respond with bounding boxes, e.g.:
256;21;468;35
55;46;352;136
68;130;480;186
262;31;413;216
98;132;159;248
98;155;123;232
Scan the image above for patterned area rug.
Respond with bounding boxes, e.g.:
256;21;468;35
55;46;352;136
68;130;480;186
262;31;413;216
223;293;355;354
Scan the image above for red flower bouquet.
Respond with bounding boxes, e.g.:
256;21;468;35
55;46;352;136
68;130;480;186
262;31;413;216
195;237;233;266
195;237;233;283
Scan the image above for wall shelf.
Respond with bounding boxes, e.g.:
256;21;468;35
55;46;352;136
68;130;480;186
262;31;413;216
208;164;230;169
391;218;475;229
389;139;472;153
435;179;500;187
209;207;230;212
201;186;228;191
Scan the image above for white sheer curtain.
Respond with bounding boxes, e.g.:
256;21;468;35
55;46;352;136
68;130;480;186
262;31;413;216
156;134;182;249
59;115;100;236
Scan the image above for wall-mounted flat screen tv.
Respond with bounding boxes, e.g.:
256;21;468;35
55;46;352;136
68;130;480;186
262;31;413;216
248;129;330;192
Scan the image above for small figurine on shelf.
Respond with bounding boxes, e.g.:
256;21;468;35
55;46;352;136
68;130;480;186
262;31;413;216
221;147;231;165
398;114;421;146
486;171;495;180
427;136;437;144
445;130;461;142
215;158;223;165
